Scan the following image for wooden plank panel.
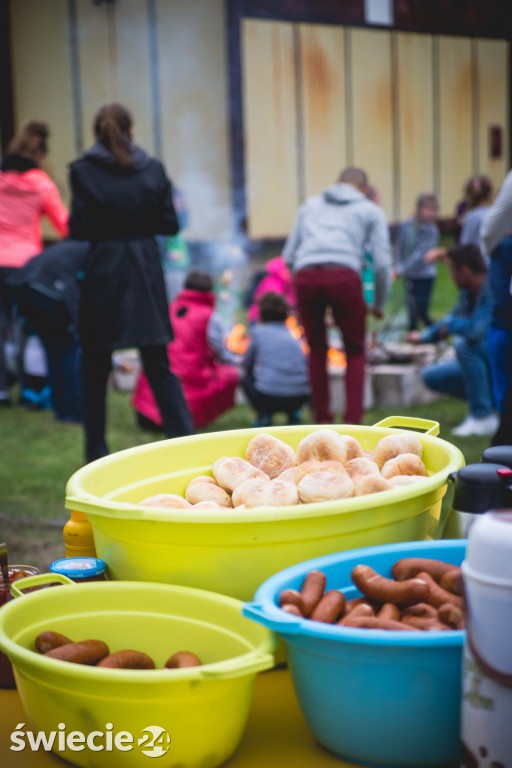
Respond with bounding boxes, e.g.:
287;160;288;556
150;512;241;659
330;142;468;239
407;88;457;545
438;36;474;218
242;19;299;239
75;0;112;150
475;38;509;194
396;32;435;220
349;28;394;219
113;0;154;156
76;0;153;155
157;0;231;240
10;0;75;215
299;23;346;198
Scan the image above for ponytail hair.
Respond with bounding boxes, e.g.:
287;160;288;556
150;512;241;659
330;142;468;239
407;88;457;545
464;175;493;210
7;120;49;162
93;103;133;168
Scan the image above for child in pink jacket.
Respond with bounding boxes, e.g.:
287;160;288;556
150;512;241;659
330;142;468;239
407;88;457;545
133;271;240;430
247;255;296;324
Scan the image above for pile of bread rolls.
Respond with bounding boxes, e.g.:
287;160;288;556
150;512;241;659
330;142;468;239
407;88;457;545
139;429;429;511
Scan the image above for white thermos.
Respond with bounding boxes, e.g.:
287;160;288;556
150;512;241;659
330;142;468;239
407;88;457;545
461;510;512;767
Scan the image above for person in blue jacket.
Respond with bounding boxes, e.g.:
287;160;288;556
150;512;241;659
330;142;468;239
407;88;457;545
486;234;512;416
409;244;497;437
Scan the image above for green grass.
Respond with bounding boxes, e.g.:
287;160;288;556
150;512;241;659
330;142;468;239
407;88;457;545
0;253;491;570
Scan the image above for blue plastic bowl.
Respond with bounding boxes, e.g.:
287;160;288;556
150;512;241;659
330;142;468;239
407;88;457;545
244;540;465;768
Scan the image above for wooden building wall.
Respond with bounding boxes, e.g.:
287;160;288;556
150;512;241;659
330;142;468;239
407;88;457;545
5;1;511;242
242;18;510;238
8;0;232;241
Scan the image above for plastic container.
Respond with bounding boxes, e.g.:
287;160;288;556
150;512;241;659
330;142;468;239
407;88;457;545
461;510;512;766
0;578;274;768
64;418;464;601
448;462;512;536
63;509;96;557
482;444;512;468
50;557;108;582
244;539;466;767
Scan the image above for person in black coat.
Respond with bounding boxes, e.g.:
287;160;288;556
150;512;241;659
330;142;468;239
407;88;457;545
69;103;193;462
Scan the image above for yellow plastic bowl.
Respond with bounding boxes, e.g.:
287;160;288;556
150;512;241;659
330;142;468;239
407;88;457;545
65;417;464;601
0;579;274;768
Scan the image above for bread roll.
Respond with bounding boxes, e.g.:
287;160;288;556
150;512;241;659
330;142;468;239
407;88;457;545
353;475;391;496
297;430;348;465
297;471;354;503
380;453;428;479
139;494;191;509
185;480;232;508
279;459;347;485
388;475;429;487
346;457;380;480
373;434;423;469
193;501;222;509
340;435;363;461
278;466;301;484
187;475;217;487
212;456;267;492
245;433;296;479
232;477;298;508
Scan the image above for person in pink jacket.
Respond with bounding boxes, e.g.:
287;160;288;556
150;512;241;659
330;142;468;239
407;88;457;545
132;270;240;430
0;121;68;404
247;255;296;324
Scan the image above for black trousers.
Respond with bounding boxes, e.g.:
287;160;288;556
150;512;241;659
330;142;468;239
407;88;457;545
82;344;193;462
242;374;310;417
492;346;512;446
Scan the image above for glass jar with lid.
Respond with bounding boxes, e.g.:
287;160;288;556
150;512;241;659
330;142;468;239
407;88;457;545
49;557;108;583
1;565;39;688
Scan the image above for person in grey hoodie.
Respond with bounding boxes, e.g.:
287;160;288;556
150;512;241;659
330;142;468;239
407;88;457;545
283;167;392;425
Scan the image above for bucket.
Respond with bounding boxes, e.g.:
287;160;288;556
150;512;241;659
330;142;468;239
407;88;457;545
244;539;466;767
0;577;274;768
65;417;464;601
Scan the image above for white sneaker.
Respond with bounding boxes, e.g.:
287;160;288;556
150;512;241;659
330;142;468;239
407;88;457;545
451;413;499;437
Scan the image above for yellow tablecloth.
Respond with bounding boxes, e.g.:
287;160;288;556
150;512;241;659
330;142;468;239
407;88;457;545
0;669;356;767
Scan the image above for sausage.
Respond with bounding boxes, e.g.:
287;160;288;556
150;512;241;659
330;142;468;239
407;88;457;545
351;565;429;607
279;588;304;612
309;590;346;624
402;602;438;619
416;571;464;610
344;597;376;615
164;651;202;669
439;567;463;596
377;603;401;622
97;650;155;669
35;631;73;655
299;570;327;616
340;616;416;631
337;602;375;625
437;602;465;629
281;603;303;617
44;640;110;665
401;615;450;631
392;557;455;583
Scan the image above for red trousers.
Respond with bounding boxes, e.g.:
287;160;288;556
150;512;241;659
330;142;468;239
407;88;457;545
294;265;366;424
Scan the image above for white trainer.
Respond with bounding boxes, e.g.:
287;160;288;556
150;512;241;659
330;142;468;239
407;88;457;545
452;413;499;437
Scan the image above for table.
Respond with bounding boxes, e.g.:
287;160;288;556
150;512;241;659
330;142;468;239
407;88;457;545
0;669;356;767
